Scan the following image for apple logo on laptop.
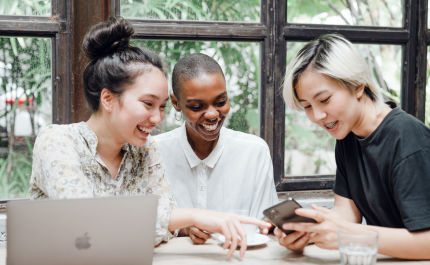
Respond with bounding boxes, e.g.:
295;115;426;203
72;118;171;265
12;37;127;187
75;232;91;250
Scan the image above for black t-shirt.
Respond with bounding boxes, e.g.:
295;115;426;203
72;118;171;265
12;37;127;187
333;106;430;232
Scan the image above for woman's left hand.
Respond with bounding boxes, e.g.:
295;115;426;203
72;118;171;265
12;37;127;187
282;204;350;250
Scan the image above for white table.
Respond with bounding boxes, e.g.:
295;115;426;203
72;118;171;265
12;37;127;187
1;236;429;265
153;236;430;265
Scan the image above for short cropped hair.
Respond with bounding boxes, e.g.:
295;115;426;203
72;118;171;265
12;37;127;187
172;53;225;98
283;34;383;111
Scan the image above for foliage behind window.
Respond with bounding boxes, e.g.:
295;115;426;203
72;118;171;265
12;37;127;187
0;0;52;200
0;0;51;16
121;0;260;22
0;36;52;199
287;0;402;27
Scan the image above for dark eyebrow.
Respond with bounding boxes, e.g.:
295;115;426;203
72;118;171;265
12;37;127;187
298;90;328;102
186;99;203;104
215;92;228;100
186;92;228;103
144;94;168;102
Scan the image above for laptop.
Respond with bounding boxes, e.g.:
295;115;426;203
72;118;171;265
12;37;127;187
6;195;159;265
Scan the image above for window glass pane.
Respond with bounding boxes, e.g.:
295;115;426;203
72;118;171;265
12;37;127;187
284;42;401;177
0;37;52;199
121;0;260;22
0;0;51;16
131;40;260;135
287;0;402;27
355;44;401;105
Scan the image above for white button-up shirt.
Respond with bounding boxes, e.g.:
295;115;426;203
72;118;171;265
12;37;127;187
154;123;278;219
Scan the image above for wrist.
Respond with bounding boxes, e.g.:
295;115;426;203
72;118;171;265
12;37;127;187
169;208;195;231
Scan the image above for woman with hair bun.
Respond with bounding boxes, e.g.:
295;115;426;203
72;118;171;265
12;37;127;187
29;17;270;259
277;34;430;259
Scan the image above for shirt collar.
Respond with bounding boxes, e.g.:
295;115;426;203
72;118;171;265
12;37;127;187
79;122;98;156
179;122;225;169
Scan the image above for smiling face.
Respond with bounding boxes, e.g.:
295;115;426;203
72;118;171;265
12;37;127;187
173;72;230;143
110;67;168;146
295;69;364;140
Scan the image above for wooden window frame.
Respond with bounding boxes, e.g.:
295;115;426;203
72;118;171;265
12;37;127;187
1;0;427;192
0;1;70;124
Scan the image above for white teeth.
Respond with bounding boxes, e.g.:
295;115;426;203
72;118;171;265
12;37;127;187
201;123;218;131
325;121;337;129
137;126;152;133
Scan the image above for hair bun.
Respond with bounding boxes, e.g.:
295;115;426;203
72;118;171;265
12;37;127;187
82;16;134;61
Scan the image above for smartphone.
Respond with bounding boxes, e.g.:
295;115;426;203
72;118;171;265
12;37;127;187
263;198;316;235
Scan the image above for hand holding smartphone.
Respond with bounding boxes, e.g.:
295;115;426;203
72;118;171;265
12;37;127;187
263;198;316;235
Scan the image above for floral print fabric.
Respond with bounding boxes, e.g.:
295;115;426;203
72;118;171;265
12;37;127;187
30;122;176;245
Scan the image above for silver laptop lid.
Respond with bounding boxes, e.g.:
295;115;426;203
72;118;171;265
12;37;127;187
7;195;158;265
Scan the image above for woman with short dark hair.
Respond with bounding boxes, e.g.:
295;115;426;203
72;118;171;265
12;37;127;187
154;53;278;245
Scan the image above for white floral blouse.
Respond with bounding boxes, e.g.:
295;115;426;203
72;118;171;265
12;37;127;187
30;122;176;246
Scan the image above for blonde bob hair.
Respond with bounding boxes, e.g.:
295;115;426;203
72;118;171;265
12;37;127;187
283;34;383;111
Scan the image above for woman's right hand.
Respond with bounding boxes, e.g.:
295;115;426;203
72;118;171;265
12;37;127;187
190;209;271;259
274;227;311;252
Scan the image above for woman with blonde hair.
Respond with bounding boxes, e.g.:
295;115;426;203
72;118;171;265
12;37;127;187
278;34;430;259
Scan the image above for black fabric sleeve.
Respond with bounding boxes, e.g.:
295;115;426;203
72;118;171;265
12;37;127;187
333;142;352;199
391;148;430;231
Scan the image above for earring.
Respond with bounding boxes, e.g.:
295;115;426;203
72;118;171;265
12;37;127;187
174;111;183;121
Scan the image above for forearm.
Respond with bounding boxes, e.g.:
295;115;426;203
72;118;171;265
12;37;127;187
332;195;362;223
289;201;430;260
168;208;196;232
369;225;430;260
340;222;430;259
